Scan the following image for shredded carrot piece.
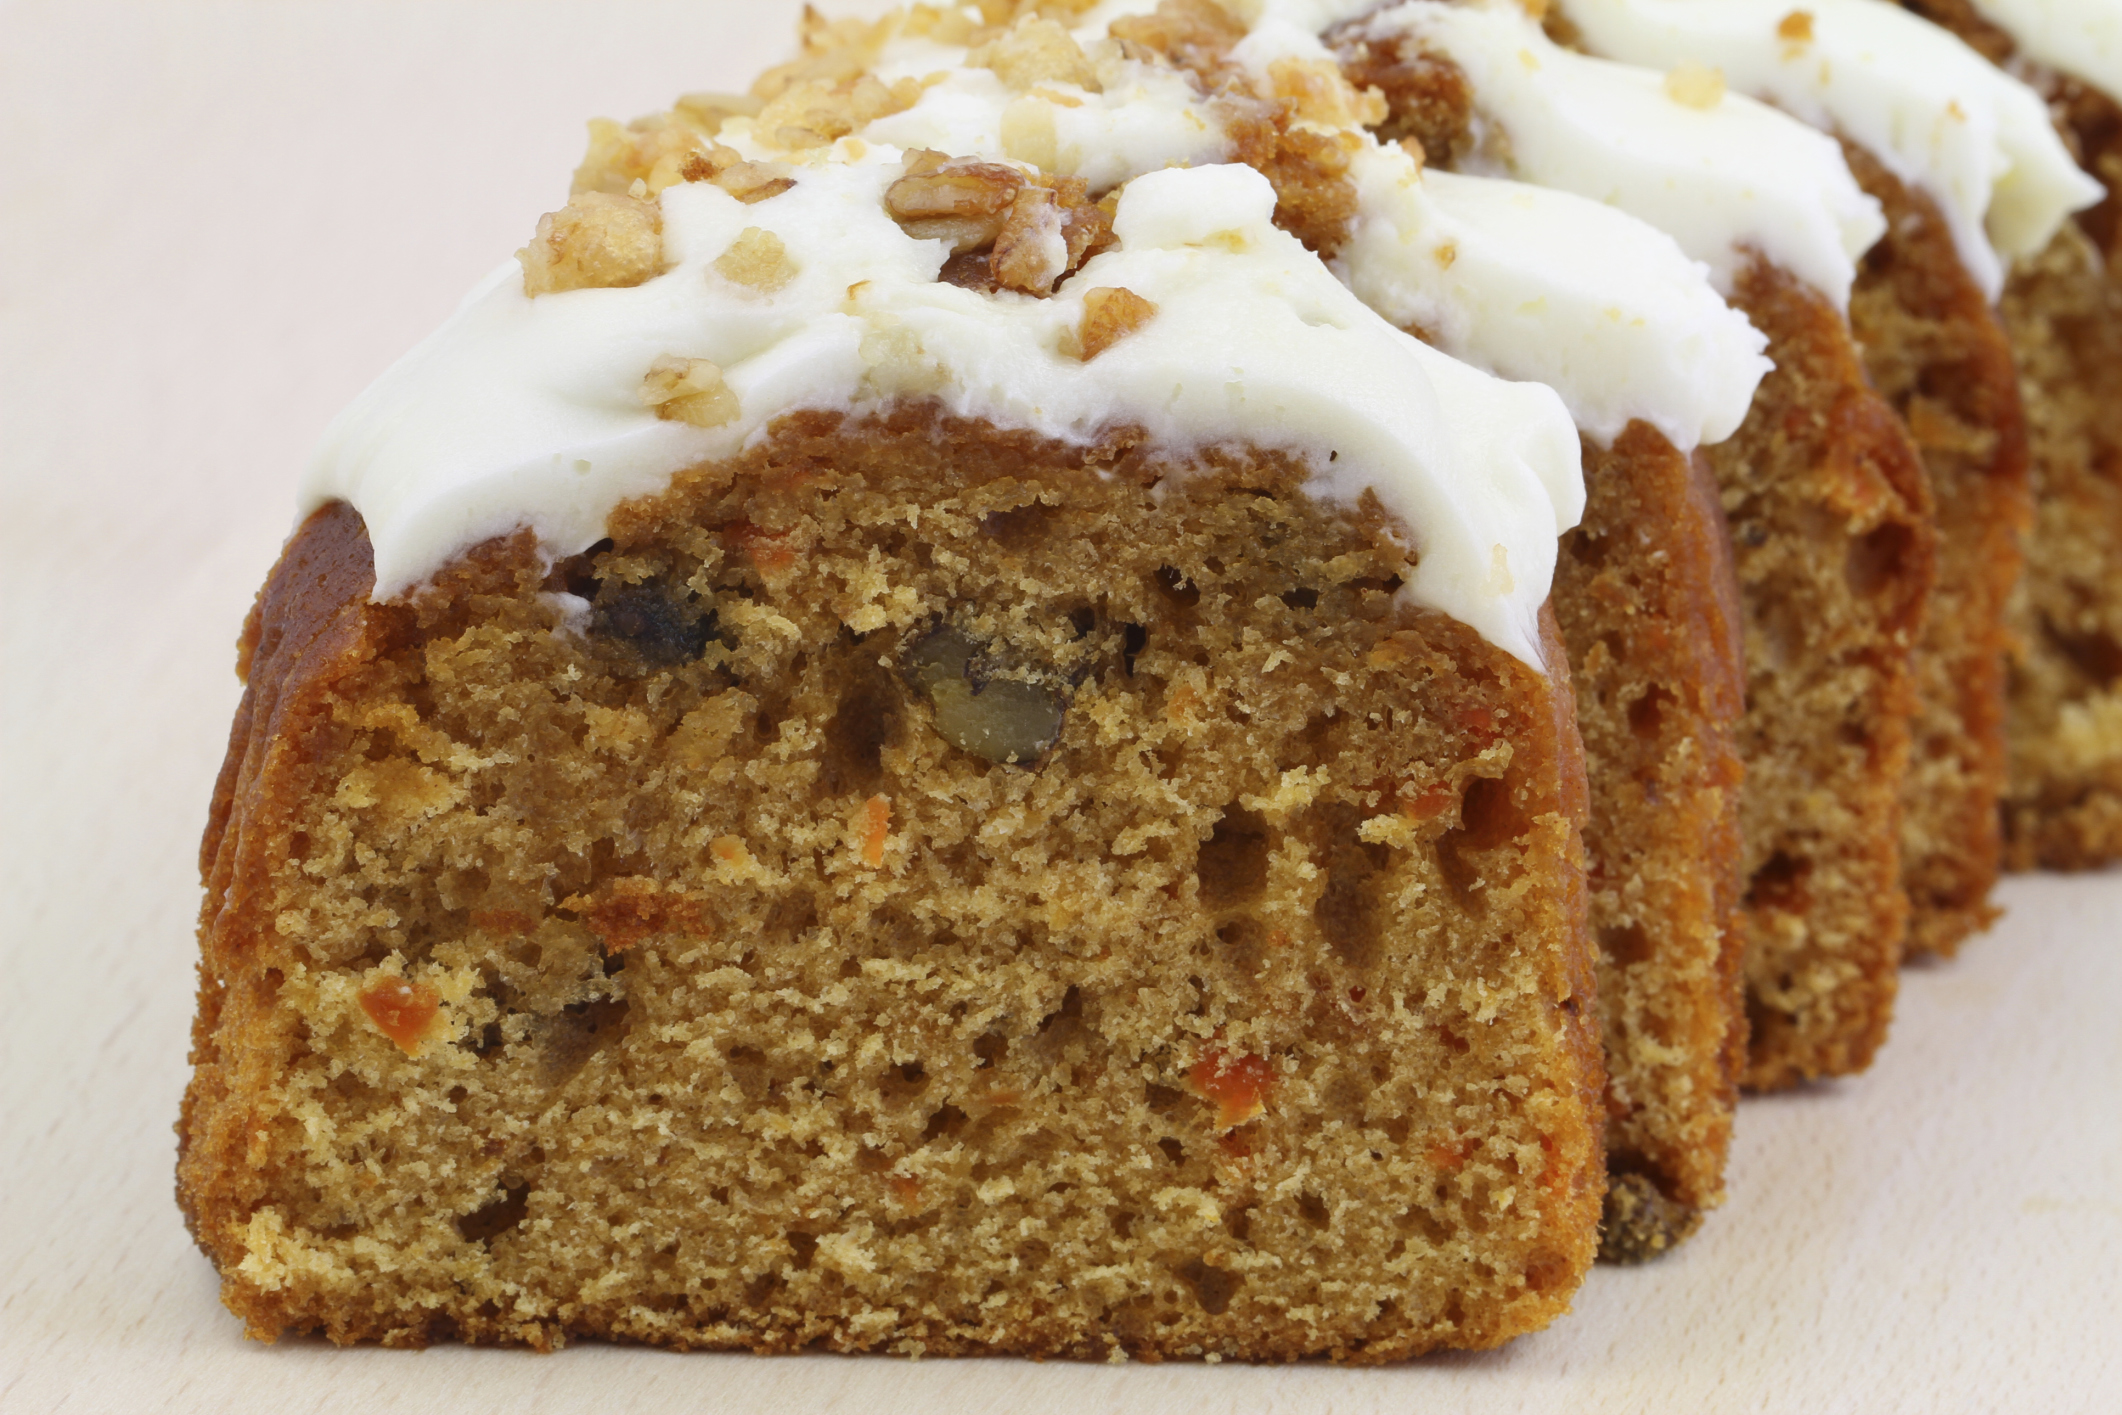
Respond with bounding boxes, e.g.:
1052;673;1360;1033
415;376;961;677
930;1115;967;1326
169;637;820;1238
1189;1046;1273;1130
861;794;891;867
358;978;440;1055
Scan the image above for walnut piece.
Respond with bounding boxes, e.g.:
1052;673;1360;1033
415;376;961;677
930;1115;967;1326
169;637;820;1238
714;227;797;292
886;149;1029;252
1075;286;1158;360
754;73;922;151
518;192;665;297
640;355;739;428
679;144;797;205
969;15;1102;92
574;112;712;197
1108;0;1246;77
993;188;1069;293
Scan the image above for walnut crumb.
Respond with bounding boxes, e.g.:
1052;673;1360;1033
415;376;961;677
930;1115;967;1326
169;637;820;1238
1663;61;1726;110
518;192;665;297
1074;286;1158;361
641;355;739;428
714;227;797;293
969;15;1102;93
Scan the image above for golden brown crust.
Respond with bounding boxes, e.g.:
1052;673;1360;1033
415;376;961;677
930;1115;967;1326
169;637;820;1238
181;410;1606;1359
1839;141;2028;955
1554;424;1747;1219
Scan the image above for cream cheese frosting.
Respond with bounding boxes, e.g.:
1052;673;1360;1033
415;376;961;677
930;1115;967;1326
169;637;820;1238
1336;143;1770;450
1360;0;1889;305
1561;0;2104;299
305;0;1781;672
304;157;1581;668
1970;0;2122;106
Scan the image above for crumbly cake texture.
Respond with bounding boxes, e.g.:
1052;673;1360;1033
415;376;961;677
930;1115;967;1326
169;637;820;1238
1552;425;1746;1252
180;409;1607;1358
1339;31;1932;1085
1706;262;1933;1089
1838;140;2028;956
1901;0;2122;870
1326;20;1748;1244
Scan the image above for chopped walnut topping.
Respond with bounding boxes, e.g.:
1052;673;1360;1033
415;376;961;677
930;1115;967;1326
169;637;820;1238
713;227;797;293
992;187;1070;294
640;355;739;428
755;73;923;151
1074;286;1158;360
752;11;896;102
886;149;1029;252
1223;103;1362;257
895;151;1114;295
679;144;797;205
1108;0;1246;76
574;112;715;197
672;91;763;134
518;192;665;297
1664;61;1726;110
969;15;1102;92
1268;56;1387;130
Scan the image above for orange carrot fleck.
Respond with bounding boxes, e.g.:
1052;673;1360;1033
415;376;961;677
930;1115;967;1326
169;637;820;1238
861;794;891;867
727;520;798;578
1188;1046;1274;1131
358;978;440;1055
889;1175;922;1204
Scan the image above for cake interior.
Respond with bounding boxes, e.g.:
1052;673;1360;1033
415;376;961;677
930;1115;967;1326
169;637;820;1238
181;409;1604;1358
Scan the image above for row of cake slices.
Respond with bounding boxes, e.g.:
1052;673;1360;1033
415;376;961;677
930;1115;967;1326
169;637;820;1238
704;0;2121;1258
309;0;2122;1266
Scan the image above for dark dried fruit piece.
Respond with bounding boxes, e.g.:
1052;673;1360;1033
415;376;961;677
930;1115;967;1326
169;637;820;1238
591;581;719;667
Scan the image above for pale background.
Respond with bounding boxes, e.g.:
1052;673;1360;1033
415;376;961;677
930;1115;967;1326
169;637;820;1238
1;2;2117;1411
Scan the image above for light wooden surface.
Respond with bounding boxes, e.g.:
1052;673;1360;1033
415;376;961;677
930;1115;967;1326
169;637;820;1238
2;2;2118;1410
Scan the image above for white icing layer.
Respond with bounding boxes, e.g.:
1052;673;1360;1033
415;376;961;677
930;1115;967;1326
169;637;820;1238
1364;0;1888;305
304;159;1582;667
1972;0;2122;108
1336;141;1770;450
1563;0;2103;298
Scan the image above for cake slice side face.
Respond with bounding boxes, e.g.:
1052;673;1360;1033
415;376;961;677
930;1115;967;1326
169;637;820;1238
1900;0;2122;871
1837;139;2029;955
180;411;1604;1359
1553;424;1747;1244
